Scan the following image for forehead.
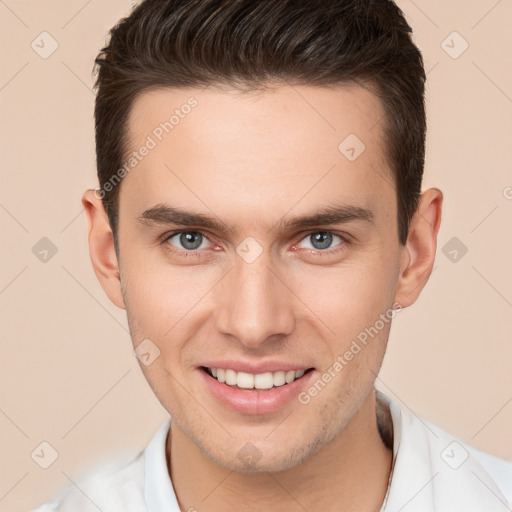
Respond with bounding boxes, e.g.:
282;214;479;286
122;83;395;233
126;82;387;158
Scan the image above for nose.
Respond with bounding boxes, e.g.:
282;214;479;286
214;251;296;349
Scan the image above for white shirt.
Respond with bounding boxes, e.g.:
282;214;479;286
32;392;512;512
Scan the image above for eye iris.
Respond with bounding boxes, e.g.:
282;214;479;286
180;232;202;250
311;232;332;250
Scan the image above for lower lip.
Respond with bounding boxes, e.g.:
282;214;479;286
199;368;315;415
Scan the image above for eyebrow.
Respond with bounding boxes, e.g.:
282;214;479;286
136;202;374;234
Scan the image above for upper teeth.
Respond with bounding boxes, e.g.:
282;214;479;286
209;368;306;390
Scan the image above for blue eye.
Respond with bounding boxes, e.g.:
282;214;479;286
298;232;344;251
166;231;209;251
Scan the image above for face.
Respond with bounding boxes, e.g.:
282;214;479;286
115;83;405;472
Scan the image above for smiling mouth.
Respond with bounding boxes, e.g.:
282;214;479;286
201;366;314;390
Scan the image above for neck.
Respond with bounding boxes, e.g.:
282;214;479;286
167;389;393;512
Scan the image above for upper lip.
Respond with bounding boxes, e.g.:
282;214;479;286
200;360;314;374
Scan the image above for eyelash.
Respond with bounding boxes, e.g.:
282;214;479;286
159;230;351;259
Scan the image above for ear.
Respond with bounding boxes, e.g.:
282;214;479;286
394;187;443;308
82;189;125;310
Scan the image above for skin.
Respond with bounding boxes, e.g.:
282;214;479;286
83;83;442;511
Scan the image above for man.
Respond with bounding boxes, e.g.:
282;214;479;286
33;0;511;511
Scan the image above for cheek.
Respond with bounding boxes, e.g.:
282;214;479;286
292;257;397;339
122;262;206;333
121;263;217;377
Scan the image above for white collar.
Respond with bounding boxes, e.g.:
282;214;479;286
144;417;180;511
379;391;511;511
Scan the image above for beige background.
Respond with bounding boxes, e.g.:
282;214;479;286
0;1;511;510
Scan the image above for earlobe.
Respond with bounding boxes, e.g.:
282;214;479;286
394;188;443;308
82;189;126;310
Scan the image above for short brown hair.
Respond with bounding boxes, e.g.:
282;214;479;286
94;0;426;250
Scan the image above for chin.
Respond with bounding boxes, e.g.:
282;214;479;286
209;451;302;474
201;435;323;475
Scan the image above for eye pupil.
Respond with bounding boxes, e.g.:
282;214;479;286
180;231;202;250
311;232;332;250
